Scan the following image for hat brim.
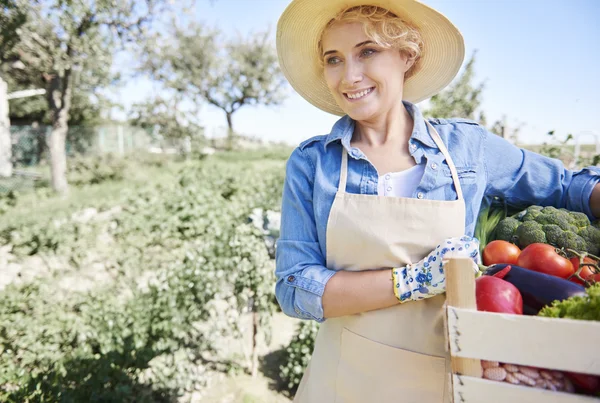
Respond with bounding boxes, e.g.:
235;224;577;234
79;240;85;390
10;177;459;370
276;0;465;116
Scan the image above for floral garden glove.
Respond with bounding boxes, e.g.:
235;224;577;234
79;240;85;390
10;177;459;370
391;236;481;303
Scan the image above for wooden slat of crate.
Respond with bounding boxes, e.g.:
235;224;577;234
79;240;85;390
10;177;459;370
453;375;600;403
447;306;600;376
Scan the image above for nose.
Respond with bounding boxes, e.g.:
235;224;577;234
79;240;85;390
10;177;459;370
342;59;363;86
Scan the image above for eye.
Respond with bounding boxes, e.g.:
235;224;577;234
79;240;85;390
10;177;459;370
326;56;341;65
360;48;377;57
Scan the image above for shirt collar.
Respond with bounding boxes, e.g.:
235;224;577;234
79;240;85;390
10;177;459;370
323;101;437;151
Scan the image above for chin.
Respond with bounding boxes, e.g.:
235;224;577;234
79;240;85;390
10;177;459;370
345;105;379;121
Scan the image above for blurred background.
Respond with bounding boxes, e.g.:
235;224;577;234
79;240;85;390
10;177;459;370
0;0;598;402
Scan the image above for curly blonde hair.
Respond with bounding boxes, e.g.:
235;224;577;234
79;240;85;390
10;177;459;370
319;5;424;78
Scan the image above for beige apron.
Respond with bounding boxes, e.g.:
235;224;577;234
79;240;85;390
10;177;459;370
293;122;466;403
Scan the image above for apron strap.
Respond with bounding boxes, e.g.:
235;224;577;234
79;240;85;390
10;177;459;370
425;120;464;200
339;147;349;193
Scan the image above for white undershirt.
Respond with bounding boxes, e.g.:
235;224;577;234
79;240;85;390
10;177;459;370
377;164;425;197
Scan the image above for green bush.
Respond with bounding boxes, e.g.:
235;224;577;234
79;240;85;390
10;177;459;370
279;320;319;393
68;153;126;186
0;190;18;214
0;156;287;401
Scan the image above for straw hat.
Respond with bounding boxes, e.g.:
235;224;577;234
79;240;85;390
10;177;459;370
276;0;465;116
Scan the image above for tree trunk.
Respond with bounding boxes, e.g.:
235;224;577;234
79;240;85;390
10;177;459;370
0;77;12;178
47;72;72;194
251;309;259;378
226;112;234;151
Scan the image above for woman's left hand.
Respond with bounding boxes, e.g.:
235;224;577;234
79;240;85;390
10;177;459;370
392;236;481;302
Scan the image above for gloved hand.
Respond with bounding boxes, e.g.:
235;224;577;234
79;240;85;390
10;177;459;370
392;236;481;302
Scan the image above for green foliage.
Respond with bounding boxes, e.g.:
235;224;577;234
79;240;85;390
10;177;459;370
538;130;574;161
0;254;219;402
474;201;506;252
538;283;600;321
0;153;286;401
279;320;319;393
129;96;206;148
67;153;126;186
140;23;287;147
424;52;486;125
0;190;18;214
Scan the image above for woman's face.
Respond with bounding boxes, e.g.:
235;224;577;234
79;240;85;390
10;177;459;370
321;22;413;121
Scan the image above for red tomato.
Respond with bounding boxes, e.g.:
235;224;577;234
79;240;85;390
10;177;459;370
589;273;600;284
517;243;574;279
568;256;599;285
483;240;521;265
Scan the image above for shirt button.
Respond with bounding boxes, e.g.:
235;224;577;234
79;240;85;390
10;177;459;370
431;163;438;170
385;174;391;180
387;187;392;192
410;144;417;151
351;149;360;157
287;275;295;282
417;192;424;199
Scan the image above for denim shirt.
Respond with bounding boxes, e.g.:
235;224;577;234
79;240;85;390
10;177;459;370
275;101;600;322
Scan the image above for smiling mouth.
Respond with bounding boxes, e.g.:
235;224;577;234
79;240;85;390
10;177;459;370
344;87;375;101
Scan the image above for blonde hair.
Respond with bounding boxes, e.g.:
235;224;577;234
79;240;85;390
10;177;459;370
319;5;424;78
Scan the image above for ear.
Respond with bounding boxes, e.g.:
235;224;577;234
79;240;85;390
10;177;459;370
398;50;415;74
402;54;416;74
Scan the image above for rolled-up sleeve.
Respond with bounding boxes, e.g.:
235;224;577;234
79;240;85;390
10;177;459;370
275;147;336;322
482;128;600;219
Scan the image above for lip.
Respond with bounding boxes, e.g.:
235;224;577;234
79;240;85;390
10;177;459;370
343;87;375;102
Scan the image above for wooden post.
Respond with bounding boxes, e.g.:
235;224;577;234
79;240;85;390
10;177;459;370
0;77;12;178
445;257;482;378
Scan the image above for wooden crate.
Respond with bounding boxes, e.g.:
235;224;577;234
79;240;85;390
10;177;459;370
444;258;600;403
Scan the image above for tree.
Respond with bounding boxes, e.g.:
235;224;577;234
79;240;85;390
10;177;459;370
1;0;166;194
141;24;287;149
424;51;486;125
129;96;205;153
0;0;30;177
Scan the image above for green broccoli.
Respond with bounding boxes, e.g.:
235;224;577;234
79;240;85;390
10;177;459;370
541;206;560;215
578;226;600;256
521;209;542;222
536;211;578;232
515;220;547;247
568;211;591;229
541;223;587;251
493;205;600;254
543;224;564;246
493;217;520;242
560;232;588;251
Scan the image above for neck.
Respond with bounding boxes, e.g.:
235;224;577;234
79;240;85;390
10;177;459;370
352;99;414;148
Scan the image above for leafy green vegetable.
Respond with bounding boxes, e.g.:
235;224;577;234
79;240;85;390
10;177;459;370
493;205;598;253
474;203;506;253
538;283;600;321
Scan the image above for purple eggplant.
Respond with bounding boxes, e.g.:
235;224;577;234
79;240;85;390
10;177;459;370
484;264;586;315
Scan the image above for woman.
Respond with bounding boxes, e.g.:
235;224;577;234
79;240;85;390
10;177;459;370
274;1;600;402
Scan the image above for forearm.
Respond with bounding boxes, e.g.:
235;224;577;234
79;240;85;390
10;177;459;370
589;183;600;219
322;269;398;319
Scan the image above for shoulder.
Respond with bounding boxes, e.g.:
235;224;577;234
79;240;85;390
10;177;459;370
285;135;327;179
427;117;488;143
299;134;328;151
427;117;482;130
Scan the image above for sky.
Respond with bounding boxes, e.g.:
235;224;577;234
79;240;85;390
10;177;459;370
110;0;600;146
